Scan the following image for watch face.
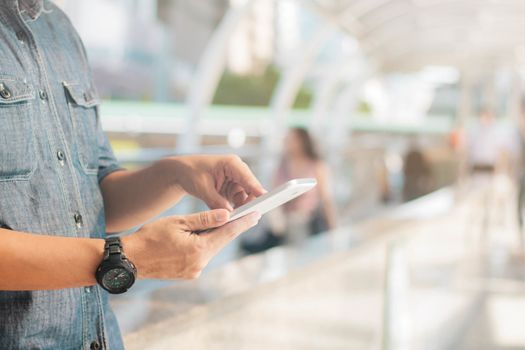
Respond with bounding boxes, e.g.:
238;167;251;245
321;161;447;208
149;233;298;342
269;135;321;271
102;267;133;292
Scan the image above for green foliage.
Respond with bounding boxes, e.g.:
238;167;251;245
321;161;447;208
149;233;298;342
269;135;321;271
293;86;313;109
212;66;312;109
356;100;372;115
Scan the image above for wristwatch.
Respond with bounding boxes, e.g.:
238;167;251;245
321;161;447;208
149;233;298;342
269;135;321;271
95;237;137;294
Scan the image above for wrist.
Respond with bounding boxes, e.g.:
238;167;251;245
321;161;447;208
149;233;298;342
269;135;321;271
83;238;106;286
121;234;145;279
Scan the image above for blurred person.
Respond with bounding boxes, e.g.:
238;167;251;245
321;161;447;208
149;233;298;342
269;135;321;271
0;2;266;349
516;99;525;244
240;128;336;253
448;123;466;152
463;108;512;241
465;108;504;176
402;139;433;201
271;128;337;243
449;123;469;199
378;157;392;203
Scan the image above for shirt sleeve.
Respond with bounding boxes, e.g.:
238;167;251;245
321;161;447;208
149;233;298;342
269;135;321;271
95;106;125;183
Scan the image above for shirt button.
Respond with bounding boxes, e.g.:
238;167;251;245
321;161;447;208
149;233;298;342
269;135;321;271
90;340;101;350
85;286;92;293
0;88;11;99
56;150;65;164
15;31;24;43
39;90;48;101
73;213;83;228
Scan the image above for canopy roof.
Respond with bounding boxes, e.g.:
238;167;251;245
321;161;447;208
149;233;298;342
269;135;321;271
313;0;525;71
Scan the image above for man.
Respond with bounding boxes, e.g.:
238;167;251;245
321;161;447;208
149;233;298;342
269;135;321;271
0;1;265;349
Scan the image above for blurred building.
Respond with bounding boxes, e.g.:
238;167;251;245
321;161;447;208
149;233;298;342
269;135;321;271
226;0;275;75
157;0;229;65
56;0;167;99
54;0;288;99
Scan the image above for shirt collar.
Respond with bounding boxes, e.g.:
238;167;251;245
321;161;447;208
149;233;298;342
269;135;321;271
17;0;43;21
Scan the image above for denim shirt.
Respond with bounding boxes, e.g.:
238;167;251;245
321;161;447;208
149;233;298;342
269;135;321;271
0;1;124;349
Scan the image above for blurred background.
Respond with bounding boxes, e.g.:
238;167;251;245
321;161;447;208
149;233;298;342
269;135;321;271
56;0;525;349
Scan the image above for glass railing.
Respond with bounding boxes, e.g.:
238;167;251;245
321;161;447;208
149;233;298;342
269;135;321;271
113;176;525;349
112;189;467;349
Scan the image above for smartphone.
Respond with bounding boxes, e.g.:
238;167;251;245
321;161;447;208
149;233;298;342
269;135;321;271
228;178;317;222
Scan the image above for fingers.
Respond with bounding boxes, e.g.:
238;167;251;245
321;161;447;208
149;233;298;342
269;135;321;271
204;190;234;211
202;212;261;252
208;178;255;211
232;191;248;208
231;191;256;208
243;194;257;205
225;156;267;197
183;209;230;231
221;182;248;208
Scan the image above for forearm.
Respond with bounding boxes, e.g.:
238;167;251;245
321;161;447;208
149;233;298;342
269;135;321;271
101;158;186;232
0;229;104;291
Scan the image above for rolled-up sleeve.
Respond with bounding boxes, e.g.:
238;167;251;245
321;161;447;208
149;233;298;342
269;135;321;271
96;107;125;183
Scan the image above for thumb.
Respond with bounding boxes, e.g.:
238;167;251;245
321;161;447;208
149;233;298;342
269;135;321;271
183;209;230;231
204;190;233;211
203;212;261;253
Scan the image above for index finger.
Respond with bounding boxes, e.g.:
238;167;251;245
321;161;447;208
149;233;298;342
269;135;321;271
226;158;267;197
201;212;261;253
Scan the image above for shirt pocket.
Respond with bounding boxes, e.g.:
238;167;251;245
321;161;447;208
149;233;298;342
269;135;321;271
63;81;100;175
0;76;36;181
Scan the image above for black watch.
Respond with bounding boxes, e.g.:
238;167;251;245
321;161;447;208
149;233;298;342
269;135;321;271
95;237;137;294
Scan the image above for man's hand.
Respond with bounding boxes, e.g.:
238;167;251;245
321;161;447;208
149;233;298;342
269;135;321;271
171;155;267;211
123;209;260;280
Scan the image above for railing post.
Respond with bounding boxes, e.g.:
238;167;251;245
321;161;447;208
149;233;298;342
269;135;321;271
383;241;412;350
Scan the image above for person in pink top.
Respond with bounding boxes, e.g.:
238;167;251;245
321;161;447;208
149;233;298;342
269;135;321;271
273;128;337;239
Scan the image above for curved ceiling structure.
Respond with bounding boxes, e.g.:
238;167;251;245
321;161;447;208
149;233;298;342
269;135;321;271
313;0;525;71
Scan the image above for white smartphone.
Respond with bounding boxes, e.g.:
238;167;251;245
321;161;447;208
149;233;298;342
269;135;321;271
228;178;317;222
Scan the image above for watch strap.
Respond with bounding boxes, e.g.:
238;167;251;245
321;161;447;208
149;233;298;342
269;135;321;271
103;236;125;260
102;237;135;273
